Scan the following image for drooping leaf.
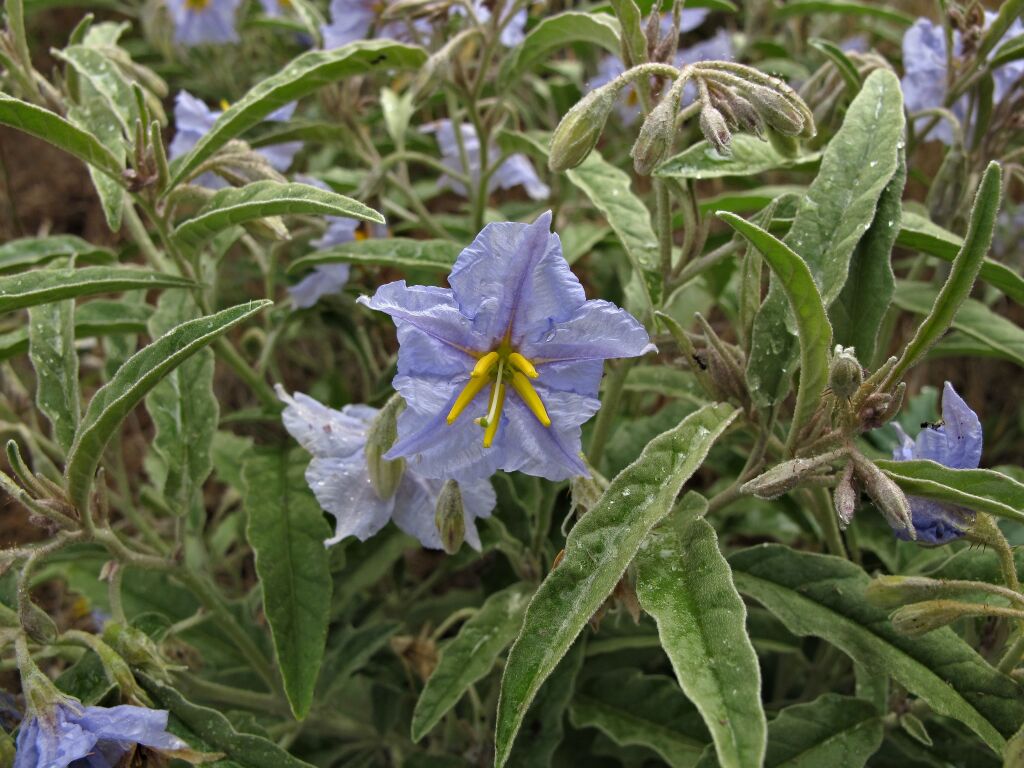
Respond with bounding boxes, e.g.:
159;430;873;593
636;494;765;768
65;300;272;511
656;134;822;180
0;266;191;315
0;235;115;273
500;12;621;82
412;583;532;741
289;238;460;275
772;0;913;24
28;297;79;453
494;403;738;767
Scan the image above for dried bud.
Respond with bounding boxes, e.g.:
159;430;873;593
434;480;466;555
631;94;678;175
699;104;732;155
742;454;839;499
833;462;857;528
366;395;405;500
549;84;620;172
829;345;863;400
744;84;806;136
889;600;978;637
851;452;915;539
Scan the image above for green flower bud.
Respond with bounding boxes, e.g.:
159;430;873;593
865;575;955;609
851;452;915;539
549;84;620;172
699;104;732;155
434;480;466;555
829;345;863;400
103;622;172;680
889;600;979;637
766;127;800;158
833;462;857;528
744;84;806;136
366;395;406;501
21;600;58;644
741;454;836;499
631;94;677;176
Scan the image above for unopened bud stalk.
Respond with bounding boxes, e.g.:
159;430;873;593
434;481;466;555
549;83;621;172
366;395;405;501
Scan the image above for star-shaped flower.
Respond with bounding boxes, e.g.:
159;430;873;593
358;212;654;482
165;0;241;45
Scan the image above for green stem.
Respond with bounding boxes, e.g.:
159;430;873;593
655;180;673;288
588;360;633;468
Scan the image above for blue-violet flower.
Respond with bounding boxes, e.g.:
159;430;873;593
165;0;241;46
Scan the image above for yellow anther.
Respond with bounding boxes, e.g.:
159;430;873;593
482;382;506;448
510;370;551;427
509;352;539;379
218;98;230;111
447;375;489;424
471;350;500;378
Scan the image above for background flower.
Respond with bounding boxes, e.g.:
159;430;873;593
165;0;241;46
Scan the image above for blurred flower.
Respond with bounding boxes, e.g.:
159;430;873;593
422;120;549;200
289;263;352;309
901;14;1024;144
277;387;496;549
321;0;432;48
165;0;241;45
15;700;186;768
891;381;982;544
451;1;528;47
359;211;654;482
168;91;301;186
259;0;292;17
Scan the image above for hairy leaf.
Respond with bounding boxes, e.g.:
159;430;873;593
289;238;460;274
876;460;1024;525
0;266;191;315
28;297;79;453
501;12;621;83
657;134;821;180
0;235;115;273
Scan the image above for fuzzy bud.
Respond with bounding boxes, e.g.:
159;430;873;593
729;93;764;136
21;600;58;644
865;575;958;610
549;84;619;172
889;600;977;637
434;480;466;555
366;395;405;501
744;84;806;136
851;452;915;539
833;462;857;529
829;345;863;400
631;94;677;175
103;622;171;680
742;454;837;499
699;104;733;155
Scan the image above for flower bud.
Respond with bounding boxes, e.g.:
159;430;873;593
865;575;955;609
366;395;405;501
699;104;732;155
549;84;619;172
631;93;677;176
729;93;764;137
434;480;466;555
889;600;977;637
103;622;171;680
766;127;800;158
829;345;863;400
742;455;836;499
744;84;806;136
851;452;915;539
21;600;58;644
833;462;857;528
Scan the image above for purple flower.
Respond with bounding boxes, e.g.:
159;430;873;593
358;212;654;482
15;700;186;768
165;0;241;45
259;0;290;17
277;387;496;549
321;0;432;48
422;120;549;201
451;2;528;47
289;264;352;308
891;382;982;544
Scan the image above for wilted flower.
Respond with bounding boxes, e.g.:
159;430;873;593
165;0;241;46
277;387;496;549
15;700;187;768
358;212;654;482
891;382;982;544
422;120;549;201
168;91;301;186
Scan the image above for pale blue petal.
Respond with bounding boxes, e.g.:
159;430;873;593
936;381;983;469
534;359;605;400
289;264;350;308
890;422;916;461
393;324;472;382
896;498;974;545
501;396;590;480
492;155;550;200
76;705;186;750
659;9;708;36
520;299;655;363
312;218;359;250
15;709;95;768
322;0;374;47
307;454;395;545
359;281;488;353
169;91;217;159
277;385;372;458
391;475;494;550
499;8;527;46
168;0;240;45
259;141;301;172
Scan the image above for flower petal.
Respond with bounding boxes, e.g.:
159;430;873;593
15;711;95;768
895;498;974;545
306;454;394;545
289;264;350;308
77;704;187;750
277;385;374;458
937;381;983;469
359;281;486;354
521;299;655;363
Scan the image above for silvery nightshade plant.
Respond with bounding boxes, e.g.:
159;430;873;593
359;212;654;482
165;0;241;46
277;387;496;550
891;382;982;544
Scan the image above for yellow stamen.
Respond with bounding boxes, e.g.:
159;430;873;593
187;0;210;9
510;371;551;427
471;350;500;378
509;352;539;379
447;375;489;424
482;381;506;448
218;98;230;111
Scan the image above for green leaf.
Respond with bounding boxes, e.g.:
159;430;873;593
28;298;79;453
500;12;621;83
897;211;1024;306
656;134;821;180
243;446;331;719
412;583;532;741
172;181;384;248
991;33;1024;68
830;150;906;363
875;460;1024;526
0;300;151;362
317;621;400;701
65;300;271;511
730;545;1024;753
773;0;913;24
566;148;662;308
636;494;766;768
569;670;710;767
57;45;139;129
887;161;1003;382
0;92;123;180
138;674;316;767
144;291;217;527
607;0;646;66
0;266;191;315
67;86;125;232
697;694;883;768
289;238;460;275
0;235;115;273
976;0;1023;60
167;40;427;189
809;38;862;94
746;68;903;407
698;186;806;215
718;213;830;450
494;402;738;767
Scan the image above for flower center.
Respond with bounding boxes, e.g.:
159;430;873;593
446;345;550;448
186;0;211;10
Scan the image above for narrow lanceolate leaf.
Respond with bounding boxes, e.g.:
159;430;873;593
875;460;1024;526
65;300;271;512
566;149;662;308
500;12;621;83
172;181;384;248
636;494;765;768
67;81;125;231
831;151;905;364
167;40;427;189
243;446;331;719
0;235;115;273
29;298;79;453
730;545;1024;753
494;403;739;767
289;238;460;275
0;300;152;362
772;0;913;24
886;161;1002;385
809;38;862;94
144;291;217;526
0;266;192;314
656;134;821;180
698;694;883;768
412;583;532;741
0;92;123;179
746;69;903;407
719;213;830;450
